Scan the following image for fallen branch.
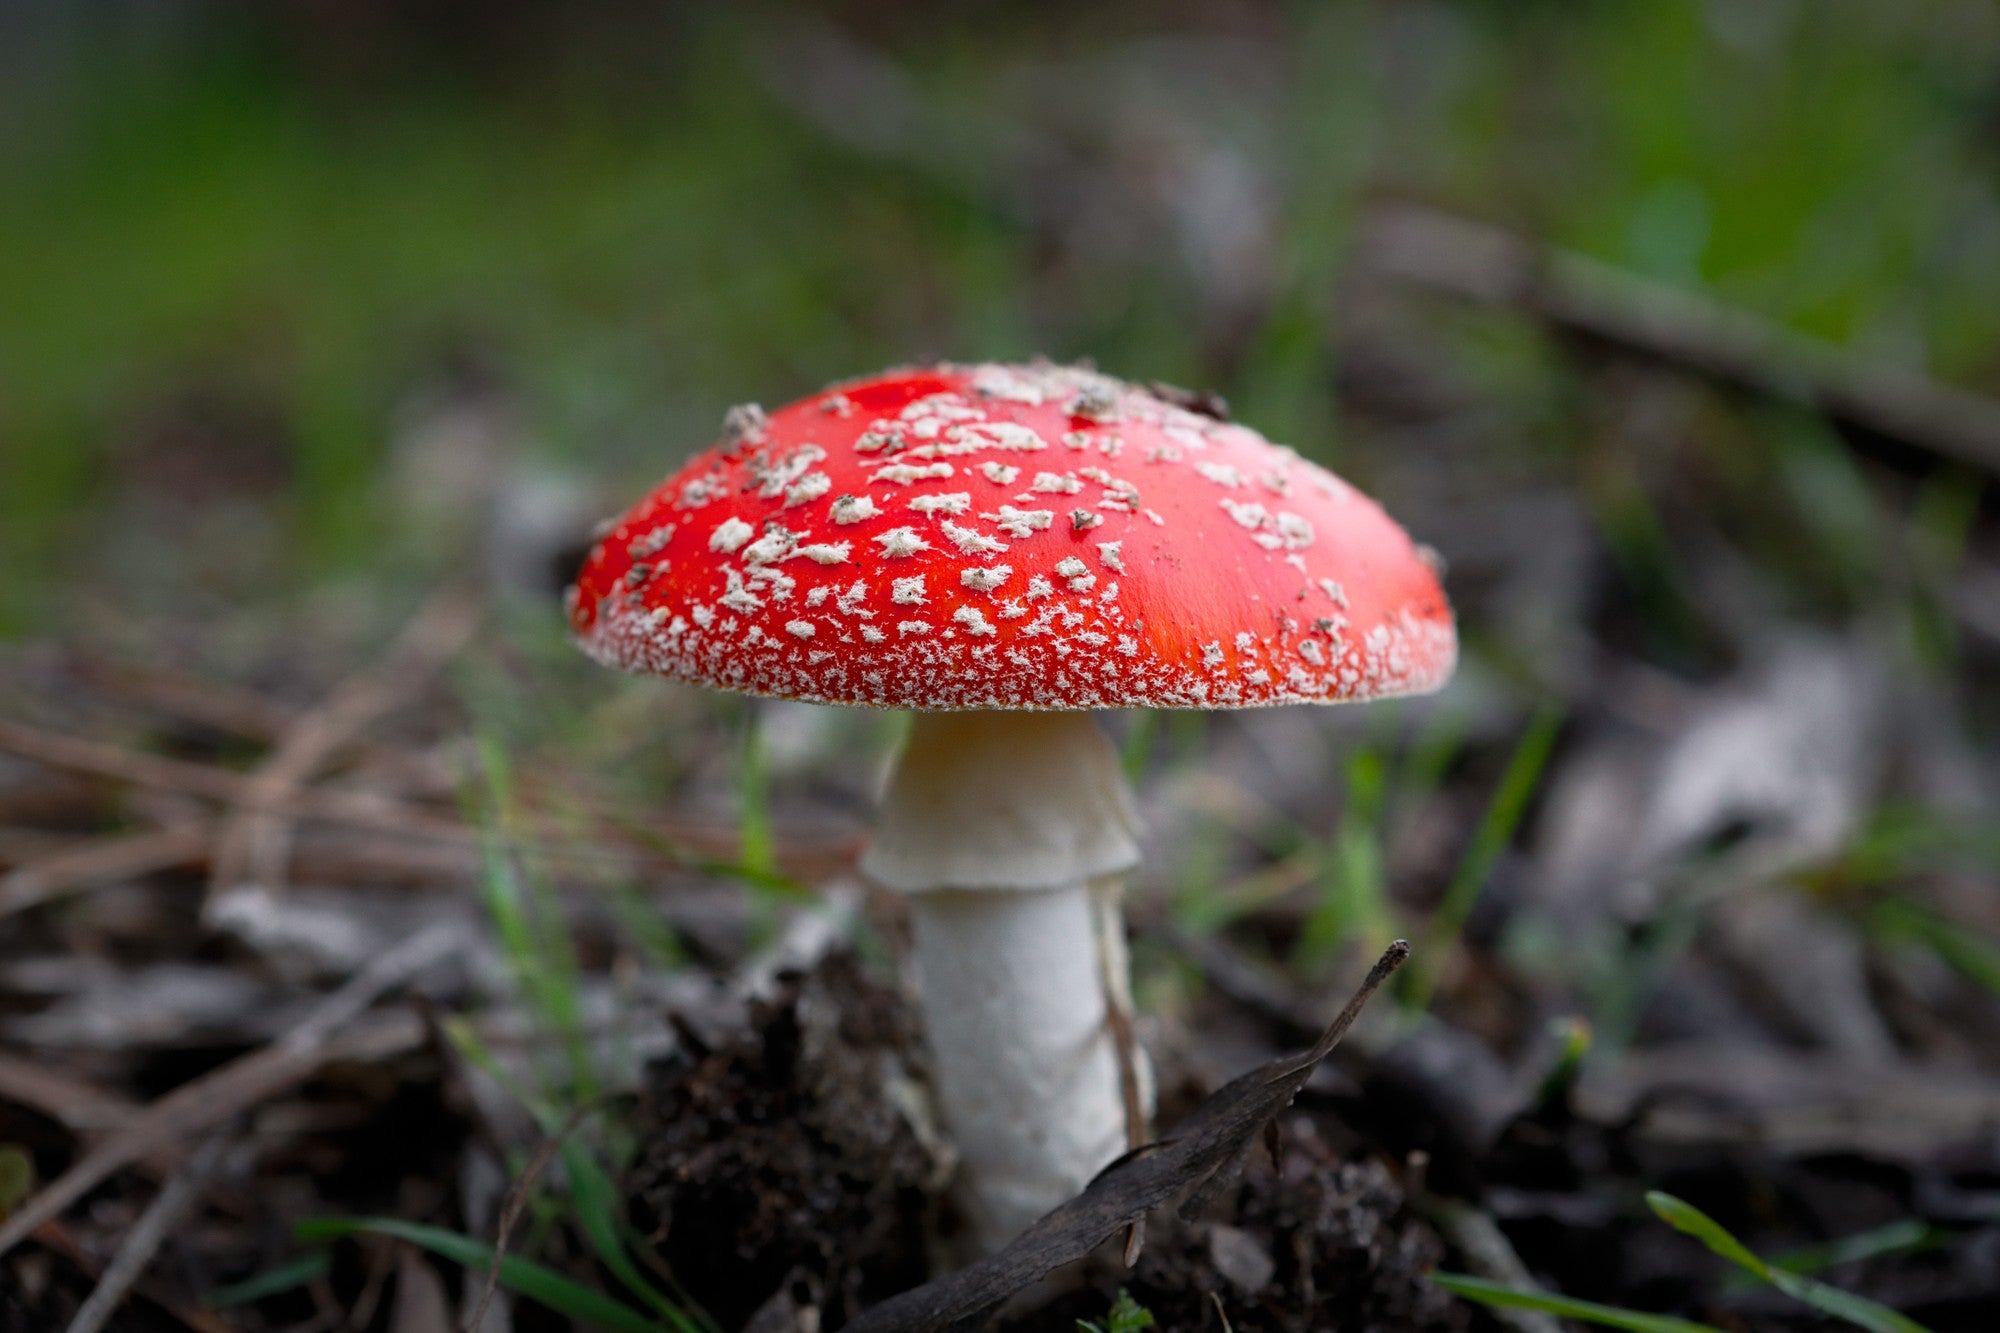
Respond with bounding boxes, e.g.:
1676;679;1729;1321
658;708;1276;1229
1357;204;2000;477
845;941;1411;1333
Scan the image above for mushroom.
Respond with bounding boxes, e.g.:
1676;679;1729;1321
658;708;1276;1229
567;360;1455;1254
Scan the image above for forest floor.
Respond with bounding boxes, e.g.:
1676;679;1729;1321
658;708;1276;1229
5;244;2000;1329
6;9;2000;1320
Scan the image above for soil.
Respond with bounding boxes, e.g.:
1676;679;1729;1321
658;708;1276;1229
627;954;939;1331
626;952;1467;1332
619;946;2000;1331
1021;1133;1465;1333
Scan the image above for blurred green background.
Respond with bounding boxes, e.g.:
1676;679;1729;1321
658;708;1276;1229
5;14;2000;1323
5;0;1997;637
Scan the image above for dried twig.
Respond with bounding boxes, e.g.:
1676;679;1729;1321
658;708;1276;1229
0;1053;200;1189
1358;203;2000;477
0;716;467;841
0;924;458;1259
0;1052;142;1134
24;1219;235;1333
67;653;456;794
0;716;857;880
206;587;480;909
0;827;85;864
0;822;213;918
74;658;303;742
1091;885;1150;1265
461;1099;603;1333
845;941;1411;1333
62;1131;234;1333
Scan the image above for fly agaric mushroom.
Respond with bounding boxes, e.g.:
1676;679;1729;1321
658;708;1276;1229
568;361;1454;1252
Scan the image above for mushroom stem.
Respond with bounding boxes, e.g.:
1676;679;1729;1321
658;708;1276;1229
862;710;1144;1255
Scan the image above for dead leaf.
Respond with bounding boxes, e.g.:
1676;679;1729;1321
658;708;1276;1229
843;941;1408;1333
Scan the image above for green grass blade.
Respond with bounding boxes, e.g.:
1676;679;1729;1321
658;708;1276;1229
1298;747;1395;963
295;1217;662;1333
1530;1015;1595;1111
684;855;810;899
204;1252;333;1309
1407;702;1563;1010
1869;897;2000;996
477;827;595;1100
1388;697;1471;841
737;712;775;879
431;1034;706;1331
1431;1272;1723;1332
1646;1193;1936;1333
477;829;543;1009
471;734;600;1102
558;1139;704;1333
1645;1192;1771;1274
605;877;690;969
439;1014;558;1127
0;1145;33;1214
1120;709;1160;785
1767;1219;1941;1276
1762;1263;1936;1333
1076;1287;1158;1332
528;856;600;1104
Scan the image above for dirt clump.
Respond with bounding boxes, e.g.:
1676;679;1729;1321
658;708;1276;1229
995;1118;1463;1332
627;953;943;1330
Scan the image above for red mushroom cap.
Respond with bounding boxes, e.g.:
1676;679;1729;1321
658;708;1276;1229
568;361;1454;710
